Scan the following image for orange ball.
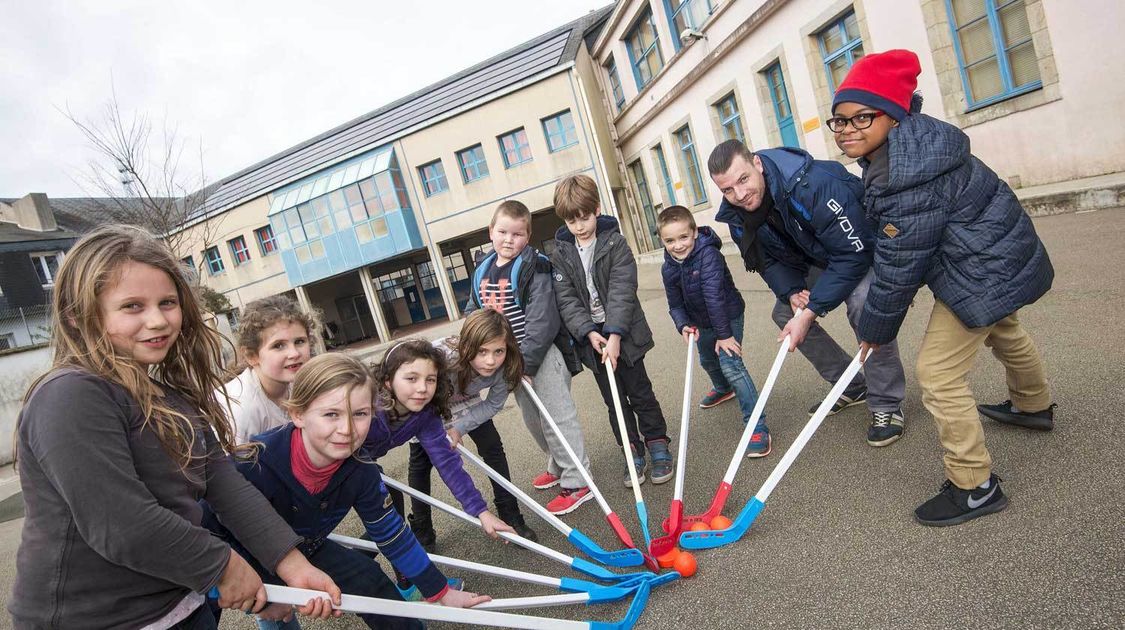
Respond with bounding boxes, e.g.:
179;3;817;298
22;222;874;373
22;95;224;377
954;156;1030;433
656;547;681;568
710;515;733;530
673;550;698;577
688;521;710;532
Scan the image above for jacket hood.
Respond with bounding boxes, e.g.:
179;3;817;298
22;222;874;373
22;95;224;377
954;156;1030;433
715;147;813;226
877;113;970;195
663;224;722;265
553;214;621;243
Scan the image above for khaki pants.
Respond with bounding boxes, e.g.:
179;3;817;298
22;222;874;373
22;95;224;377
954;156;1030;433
916;300;1051;489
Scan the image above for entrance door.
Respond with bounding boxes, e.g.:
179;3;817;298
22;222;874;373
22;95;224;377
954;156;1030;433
402;285;426;323
765;63;800;148
335;295;375;343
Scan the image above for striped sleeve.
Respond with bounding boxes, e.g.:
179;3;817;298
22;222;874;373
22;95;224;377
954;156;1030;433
354;464;447;598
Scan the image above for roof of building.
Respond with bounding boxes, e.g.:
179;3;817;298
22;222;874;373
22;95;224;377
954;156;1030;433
0;196;156;245
195;5;613;221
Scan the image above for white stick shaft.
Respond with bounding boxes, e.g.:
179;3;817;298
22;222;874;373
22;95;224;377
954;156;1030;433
455;441;573;536
476;593;592;611
672;340;696;500
605;360;644;504
327;533;562;589
262;584;588;630
520;382;612;515
381;475;575;567
756;353;864;501
722;337;790;484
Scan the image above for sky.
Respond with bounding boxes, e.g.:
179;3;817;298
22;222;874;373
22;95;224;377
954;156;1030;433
0;0;610;198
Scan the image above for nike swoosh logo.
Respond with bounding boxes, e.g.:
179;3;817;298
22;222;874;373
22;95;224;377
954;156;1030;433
967;486;997;509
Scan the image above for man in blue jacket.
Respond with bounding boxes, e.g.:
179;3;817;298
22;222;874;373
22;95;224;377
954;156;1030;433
709;139;906;446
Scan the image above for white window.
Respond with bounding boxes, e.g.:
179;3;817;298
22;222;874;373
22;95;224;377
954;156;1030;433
30;252;63;287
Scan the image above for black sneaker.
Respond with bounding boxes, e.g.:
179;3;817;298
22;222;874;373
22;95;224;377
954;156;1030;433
809;387;868;416
978;400;1056;431
867;409;905;446
408;514;437;553
504;515;539;543
914;474;1008;527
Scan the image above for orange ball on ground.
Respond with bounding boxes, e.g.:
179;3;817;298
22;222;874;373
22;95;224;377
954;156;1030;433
673;551;698;577
656;547;681;568
710;515;733;530
688;521;710;532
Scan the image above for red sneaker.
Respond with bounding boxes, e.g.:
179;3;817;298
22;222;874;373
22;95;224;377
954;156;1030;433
546;487;594;515
532;472;561;490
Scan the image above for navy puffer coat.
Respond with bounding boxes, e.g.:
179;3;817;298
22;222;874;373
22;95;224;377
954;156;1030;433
661;226;745;338
858;112;1054;344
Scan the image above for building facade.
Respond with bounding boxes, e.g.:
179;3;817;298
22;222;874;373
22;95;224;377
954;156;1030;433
588;0;1125;250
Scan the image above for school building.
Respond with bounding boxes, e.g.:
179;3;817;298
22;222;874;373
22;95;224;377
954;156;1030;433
587;0;1125;249
172;7;632;346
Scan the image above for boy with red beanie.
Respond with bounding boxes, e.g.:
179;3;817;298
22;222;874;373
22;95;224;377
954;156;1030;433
830;49;1057;527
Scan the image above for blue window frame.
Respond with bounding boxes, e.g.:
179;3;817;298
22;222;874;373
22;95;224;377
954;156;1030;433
715;93;744;142
418;160;448;196
542;111;578;152
497;128;532;167
652;143;675;205
674;125;707;206
255;225;279;256
606;57;625;111
665;0;716;51
946;0;1041;109
764;62;801;148
204;246;224;275
817;11;865;91
228;235;250;266
625;8;664;90
457;145;489;183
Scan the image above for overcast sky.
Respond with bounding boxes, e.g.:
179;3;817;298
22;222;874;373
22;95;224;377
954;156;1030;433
1;0;610;198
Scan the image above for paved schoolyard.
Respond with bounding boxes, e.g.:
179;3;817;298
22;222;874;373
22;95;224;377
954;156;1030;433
1;208;1122;629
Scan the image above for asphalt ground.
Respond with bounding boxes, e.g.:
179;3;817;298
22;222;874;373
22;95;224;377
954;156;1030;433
1;207;1122;629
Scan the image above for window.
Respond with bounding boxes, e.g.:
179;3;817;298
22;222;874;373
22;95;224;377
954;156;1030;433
947;0;1041;108
204;246;225;275
228;235;250;266
666;0;716;50
715;93;745;142
674;125;707;205
30;252;62;287
418;160;448;196
818;11;865;91
626;8;664;90
255;225;279;256
457;145;490;183
181;255;195;271
606;57;625;110
497;128;532;167
652;143;676;205
629;160;661;250
542;110;578;152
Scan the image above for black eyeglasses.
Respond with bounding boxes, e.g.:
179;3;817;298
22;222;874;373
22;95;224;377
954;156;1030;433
826;111;885;133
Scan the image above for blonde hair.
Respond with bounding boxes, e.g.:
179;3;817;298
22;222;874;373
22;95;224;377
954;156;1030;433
553;174;600;222
24;224;237;468
284;353;374;452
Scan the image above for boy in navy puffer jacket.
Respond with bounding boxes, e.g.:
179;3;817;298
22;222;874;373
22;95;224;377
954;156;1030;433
658;205;769;457
831;49;1056;527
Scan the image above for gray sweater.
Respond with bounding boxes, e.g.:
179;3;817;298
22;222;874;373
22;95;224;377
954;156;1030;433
434;338;510;435
10;369;302;629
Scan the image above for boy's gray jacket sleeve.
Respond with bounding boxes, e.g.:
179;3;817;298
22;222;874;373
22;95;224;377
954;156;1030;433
551;246;598;341
600;235;640;337
519;267;561;376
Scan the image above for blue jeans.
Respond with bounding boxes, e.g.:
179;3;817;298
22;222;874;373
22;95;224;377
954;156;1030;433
696;313;763;423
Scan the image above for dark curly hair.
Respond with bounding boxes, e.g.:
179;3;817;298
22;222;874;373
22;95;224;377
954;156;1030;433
373;338;452;423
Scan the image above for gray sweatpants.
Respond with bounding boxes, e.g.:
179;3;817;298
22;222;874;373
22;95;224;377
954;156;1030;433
514;344;591;490
771;268;906;412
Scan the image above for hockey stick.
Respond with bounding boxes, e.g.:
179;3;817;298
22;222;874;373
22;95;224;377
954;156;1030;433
381;475;652;584
455;441;645;568
680;352;864;550
520;381;646;563
666;335;790;532
603;357;660;572
648;337;695;559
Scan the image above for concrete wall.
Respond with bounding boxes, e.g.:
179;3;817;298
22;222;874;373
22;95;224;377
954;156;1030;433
0;346;51;465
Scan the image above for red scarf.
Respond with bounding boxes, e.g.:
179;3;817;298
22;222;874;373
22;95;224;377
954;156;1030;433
290;428;344;495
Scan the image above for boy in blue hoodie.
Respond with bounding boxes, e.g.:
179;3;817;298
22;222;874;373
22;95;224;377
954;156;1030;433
832;50;1056;526
658;205;768;457
550;174;673;487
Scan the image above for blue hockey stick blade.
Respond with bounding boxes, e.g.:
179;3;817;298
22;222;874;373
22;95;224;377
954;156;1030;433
571;557;656;583
679;497;765;550
588;580;652;630
568;529;645;567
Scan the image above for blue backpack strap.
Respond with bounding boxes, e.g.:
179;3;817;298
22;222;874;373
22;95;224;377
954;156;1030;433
470;251;498;306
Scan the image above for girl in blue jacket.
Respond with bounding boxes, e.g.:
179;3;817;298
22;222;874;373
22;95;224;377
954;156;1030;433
830;49;1055;528
226;353;492;629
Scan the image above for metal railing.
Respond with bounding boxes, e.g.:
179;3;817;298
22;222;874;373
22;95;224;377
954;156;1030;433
0;304;52;351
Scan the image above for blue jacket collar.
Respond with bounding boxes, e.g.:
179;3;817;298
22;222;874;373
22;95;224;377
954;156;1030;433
715;148;813;227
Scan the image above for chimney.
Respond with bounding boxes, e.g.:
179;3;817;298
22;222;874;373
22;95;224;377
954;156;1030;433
8;193;58;232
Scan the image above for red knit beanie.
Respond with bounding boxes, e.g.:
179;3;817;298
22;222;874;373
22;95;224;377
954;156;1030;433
832;49;921;121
